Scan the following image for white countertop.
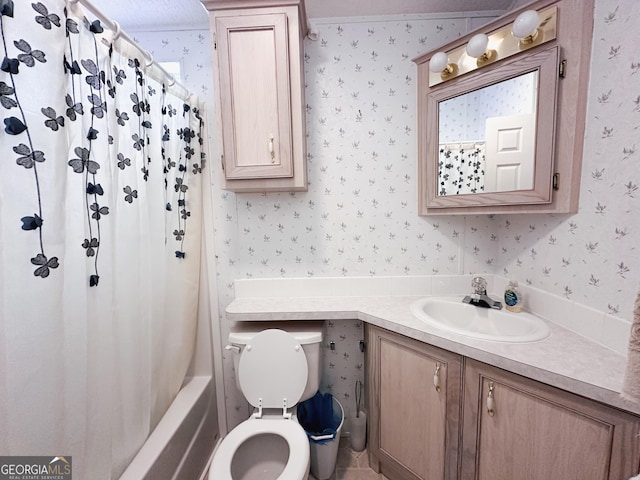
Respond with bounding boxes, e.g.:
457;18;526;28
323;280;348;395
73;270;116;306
226;295;640;416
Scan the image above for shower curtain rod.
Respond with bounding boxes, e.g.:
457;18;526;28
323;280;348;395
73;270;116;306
70;0;193;102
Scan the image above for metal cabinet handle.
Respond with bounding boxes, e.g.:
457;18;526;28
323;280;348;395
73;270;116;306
487;381;495;416
433;362;442;393
268;134;275;163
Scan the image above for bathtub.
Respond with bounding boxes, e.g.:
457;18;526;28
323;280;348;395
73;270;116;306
118;375;219;480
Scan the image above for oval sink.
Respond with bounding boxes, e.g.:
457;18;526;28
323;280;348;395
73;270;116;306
410;297;550;343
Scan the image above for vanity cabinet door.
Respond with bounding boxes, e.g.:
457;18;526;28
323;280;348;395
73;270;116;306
461;359;640;480
208;2;307;192
367;326;462;480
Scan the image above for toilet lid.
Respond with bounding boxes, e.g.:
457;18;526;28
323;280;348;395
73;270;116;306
238;329;308;410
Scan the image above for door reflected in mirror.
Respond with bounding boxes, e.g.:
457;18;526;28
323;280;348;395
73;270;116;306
437;71;538;196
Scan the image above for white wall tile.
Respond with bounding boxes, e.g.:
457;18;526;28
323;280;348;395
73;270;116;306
570;303;605;344
391;276;413;296
348;277;373;296
284;277;311;298
308;277;338;297
601;315;632;356
410;276;432;296
432;275;453;295
525;285;573;329
451;274;477;295
331;277;357;296
371;276;393;296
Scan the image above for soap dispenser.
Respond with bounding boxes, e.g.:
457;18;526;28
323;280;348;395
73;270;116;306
504;280;523;313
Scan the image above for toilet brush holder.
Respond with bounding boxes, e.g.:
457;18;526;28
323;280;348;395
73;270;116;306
350;410;367;452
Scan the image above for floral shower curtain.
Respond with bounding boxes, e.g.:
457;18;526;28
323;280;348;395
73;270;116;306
438;142;486;196
0;1;205;478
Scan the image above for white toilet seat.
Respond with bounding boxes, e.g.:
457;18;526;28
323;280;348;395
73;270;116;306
209;418;310;480
239;329;308;411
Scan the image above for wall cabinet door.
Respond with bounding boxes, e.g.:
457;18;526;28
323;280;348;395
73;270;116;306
208;1;307;192
367;326;462;480
461;359;640;480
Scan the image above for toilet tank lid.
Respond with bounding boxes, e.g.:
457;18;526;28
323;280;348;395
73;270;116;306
229;321;323;345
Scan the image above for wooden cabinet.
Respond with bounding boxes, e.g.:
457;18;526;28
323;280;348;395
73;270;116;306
367;329;640;480
461;359;640;480
203;0;307;192
367;325;463;480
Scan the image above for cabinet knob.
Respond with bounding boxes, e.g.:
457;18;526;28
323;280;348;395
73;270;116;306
269;134;275;163
433;362;442;393
487;381;496;417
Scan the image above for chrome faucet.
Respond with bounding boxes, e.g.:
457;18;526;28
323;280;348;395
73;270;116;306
462;276;502;310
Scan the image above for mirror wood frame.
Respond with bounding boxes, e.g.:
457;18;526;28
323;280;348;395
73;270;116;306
413;0;595;215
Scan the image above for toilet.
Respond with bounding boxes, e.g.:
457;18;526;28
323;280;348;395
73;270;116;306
209;322;324;480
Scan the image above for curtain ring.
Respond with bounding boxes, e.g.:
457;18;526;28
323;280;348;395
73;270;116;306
143;50;153;69
112;20;122;41
167;76;176;87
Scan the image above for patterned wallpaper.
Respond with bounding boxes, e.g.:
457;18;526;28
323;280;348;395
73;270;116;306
132;0;640;430
132;30;214;101
498;1;640;317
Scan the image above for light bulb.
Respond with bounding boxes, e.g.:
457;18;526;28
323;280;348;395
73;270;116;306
466;34;489;59
429;52;449;73
466;33;496;66
512;10;540;39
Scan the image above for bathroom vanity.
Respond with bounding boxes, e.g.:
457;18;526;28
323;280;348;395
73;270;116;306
226;275;640;480
366;325;640;480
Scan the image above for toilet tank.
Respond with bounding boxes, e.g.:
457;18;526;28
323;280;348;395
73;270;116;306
228;321;324;403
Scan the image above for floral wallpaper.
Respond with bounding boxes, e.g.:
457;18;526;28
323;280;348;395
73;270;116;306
131;30;213;101
498;1;640;319
132;0;640;430
319;319;366;426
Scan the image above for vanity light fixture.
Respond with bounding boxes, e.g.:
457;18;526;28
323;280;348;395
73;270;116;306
419;5;556;87
512;9;541;46
428;51;458;80
466;33;497;66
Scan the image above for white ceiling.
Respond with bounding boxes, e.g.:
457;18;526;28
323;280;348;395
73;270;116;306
89;0;523;32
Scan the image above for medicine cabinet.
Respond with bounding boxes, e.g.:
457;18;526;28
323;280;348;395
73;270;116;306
413;0;595;215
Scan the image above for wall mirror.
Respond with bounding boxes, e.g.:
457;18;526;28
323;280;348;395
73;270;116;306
413;0;595;216
427;45;558;209
437;70;538;196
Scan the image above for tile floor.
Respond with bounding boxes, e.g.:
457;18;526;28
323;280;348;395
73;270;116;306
309;442;390;480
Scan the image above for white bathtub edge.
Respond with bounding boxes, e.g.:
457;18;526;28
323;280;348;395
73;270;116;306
119;376;212;480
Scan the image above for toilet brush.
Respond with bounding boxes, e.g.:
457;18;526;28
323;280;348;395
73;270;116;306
355;380;362;418
350;380;366;451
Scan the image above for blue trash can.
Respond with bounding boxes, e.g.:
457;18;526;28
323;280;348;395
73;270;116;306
297;392;344;480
